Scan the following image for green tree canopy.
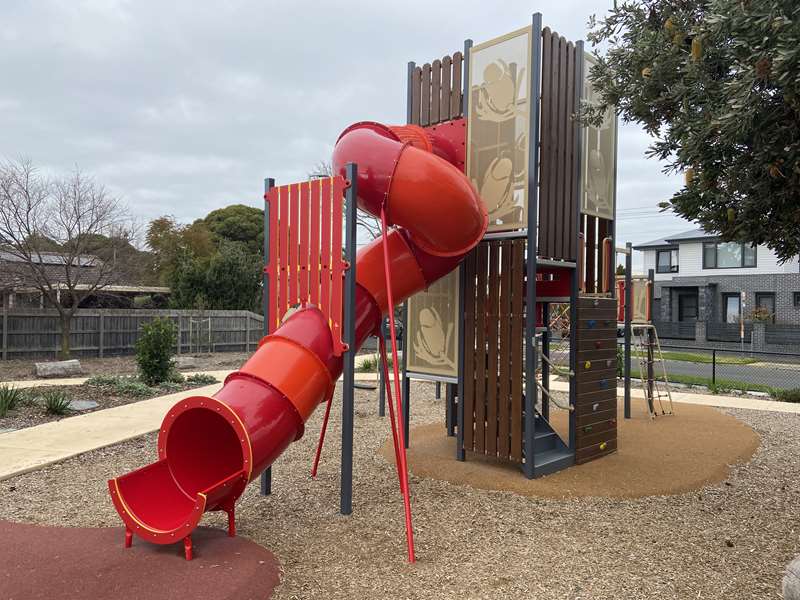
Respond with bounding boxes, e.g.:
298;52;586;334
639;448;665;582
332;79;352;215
586;0;800;262
200;204;264;257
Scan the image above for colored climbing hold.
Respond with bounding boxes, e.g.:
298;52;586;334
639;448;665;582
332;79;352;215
584;425;593;433
599;441;607;451
584;360;592;370
606;359;613;368
592;402;599;412
587;319;596;329
595;340;602;349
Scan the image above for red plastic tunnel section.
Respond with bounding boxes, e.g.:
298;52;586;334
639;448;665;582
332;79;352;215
108;120;487;548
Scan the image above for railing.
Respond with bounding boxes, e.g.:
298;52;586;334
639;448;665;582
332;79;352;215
707;322;752;343
652;320;695;340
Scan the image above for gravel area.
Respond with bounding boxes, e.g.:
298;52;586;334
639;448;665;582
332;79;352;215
0;382;798;599
0;379;219;430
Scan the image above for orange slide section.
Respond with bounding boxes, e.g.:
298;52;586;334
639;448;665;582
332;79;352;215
108;122;487;557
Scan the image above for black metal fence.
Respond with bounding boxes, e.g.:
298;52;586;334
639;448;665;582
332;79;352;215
622;342;800;395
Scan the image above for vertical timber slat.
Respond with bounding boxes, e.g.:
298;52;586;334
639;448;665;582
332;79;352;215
510;240;524;461
421;63;431;126
431;59;441;123
485;243;499;456
441;55;452;121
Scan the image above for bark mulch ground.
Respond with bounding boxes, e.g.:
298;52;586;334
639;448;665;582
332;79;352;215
0;382;797;599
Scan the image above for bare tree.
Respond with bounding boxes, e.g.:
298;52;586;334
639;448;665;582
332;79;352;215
0;159;136;358
309;160;381;241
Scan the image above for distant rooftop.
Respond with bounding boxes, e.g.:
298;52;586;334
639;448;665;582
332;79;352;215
0;249;98;267
634;228;717;249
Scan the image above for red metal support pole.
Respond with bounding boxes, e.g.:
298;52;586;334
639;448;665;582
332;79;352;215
380;207;416;563
310;394;334;478
379;334;405;493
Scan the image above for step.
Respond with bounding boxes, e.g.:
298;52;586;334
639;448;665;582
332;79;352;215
533;428;557;452
532;447;574;477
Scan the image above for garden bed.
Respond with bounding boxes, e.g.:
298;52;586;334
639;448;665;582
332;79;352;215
0;382;798;598
0;373;219;431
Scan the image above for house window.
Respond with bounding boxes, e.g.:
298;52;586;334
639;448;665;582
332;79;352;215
702;242;757;269
656;249;678;273
755;293;776;322
794;292;800;308
722;293;741;323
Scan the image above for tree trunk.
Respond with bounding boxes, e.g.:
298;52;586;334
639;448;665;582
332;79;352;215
60;313;72;359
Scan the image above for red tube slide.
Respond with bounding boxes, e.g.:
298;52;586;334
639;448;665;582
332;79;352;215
108;122;487;553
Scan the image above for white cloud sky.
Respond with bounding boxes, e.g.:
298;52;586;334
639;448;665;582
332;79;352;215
0;0;693;268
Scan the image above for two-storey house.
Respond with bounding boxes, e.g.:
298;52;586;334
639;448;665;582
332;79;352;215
635;229;800;327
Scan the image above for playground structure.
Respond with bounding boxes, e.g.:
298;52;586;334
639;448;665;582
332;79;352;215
106;13;666;563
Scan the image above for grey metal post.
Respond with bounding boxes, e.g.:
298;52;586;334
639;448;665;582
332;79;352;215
435;382;441;399
523;13;543;479
446;383;456;436
98;313;104;358
399;60;415;423
541;302;550;422
340;162;358;515
712;349;716;386
624;242;633;419
260;176;275;497
456;36;473;463
569;40;586;451
378;348;386;416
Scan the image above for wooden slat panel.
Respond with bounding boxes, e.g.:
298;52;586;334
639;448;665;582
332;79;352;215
577;337;617;352
411;66;422;125
575;398;616;417
576;438;617;464
463;250;477;451
474;243;488;454
576;408;617;428
421;63;431;126
576;377;618;394
585;216;597;293
564;42;577;260
431;59;441;124
497;242;512;459
538;27;553;258
451;52;463;118
552;36;572;257
510;240;524;461
485;244;500;456
440;55;452;121
576;428;617;449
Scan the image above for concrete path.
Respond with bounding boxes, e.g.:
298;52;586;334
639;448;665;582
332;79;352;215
4;370;235;389
2;367;798;482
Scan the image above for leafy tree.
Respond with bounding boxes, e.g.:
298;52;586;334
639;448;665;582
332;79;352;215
146;216;214;284
169;243;260;311
201;204;264;257
586;0;800;262
0;160;136;357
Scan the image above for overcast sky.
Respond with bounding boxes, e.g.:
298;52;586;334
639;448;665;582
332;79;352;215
1;0;692;265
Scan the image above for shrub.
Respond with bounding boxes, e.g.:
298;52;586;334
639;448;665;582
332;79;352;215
167;370;186;384
135;318;177;386
773;389;800;403
42;390;72;415
186;373;218;385
113;378;155;398
85;374;120;387
0;385;25;417
158;382;182;393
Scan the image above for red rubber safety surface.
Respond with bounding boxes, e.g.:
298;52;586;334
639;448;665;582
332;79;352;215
0;520;280;600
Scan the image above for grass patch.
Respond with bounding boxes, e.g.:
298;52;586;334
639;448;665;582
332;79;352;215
654;373;777;396
0;385;26;417
42;389;72;415
773;389;800;403
357;355;394;373
633;350;758;365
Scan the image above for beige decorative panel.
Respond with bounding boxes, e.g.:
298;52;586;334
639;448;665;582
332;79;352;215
581;53;617;220
406;269;460;378
467;26;532;232
632;277;650;323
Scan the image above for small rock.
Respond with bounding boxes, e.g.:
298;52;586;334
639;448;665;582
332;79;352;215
68;400;99;411
8;486;16;492
34;359;82;378
748;391;770;398
725;539;734;548
784;556;800;600
175;356;198;370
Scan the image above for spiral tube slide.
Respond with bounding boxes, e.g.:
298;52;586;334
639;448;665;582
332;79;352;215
108;121;487;554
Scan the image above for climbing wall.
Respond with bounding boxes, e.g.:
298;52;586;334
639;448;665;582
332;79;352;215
574;296;617;464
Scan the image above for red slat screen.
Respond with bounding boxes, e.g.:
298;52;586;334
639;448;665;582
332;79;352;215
264;175;348;355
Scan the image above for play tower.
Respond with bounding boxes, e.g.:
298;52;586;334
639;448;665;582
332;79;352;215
107;12;622;562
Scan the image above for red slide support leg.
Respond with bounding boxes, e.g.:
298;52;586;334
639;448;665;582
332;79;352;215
184;536;193;561
378;335;404;494
124;528;132;549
